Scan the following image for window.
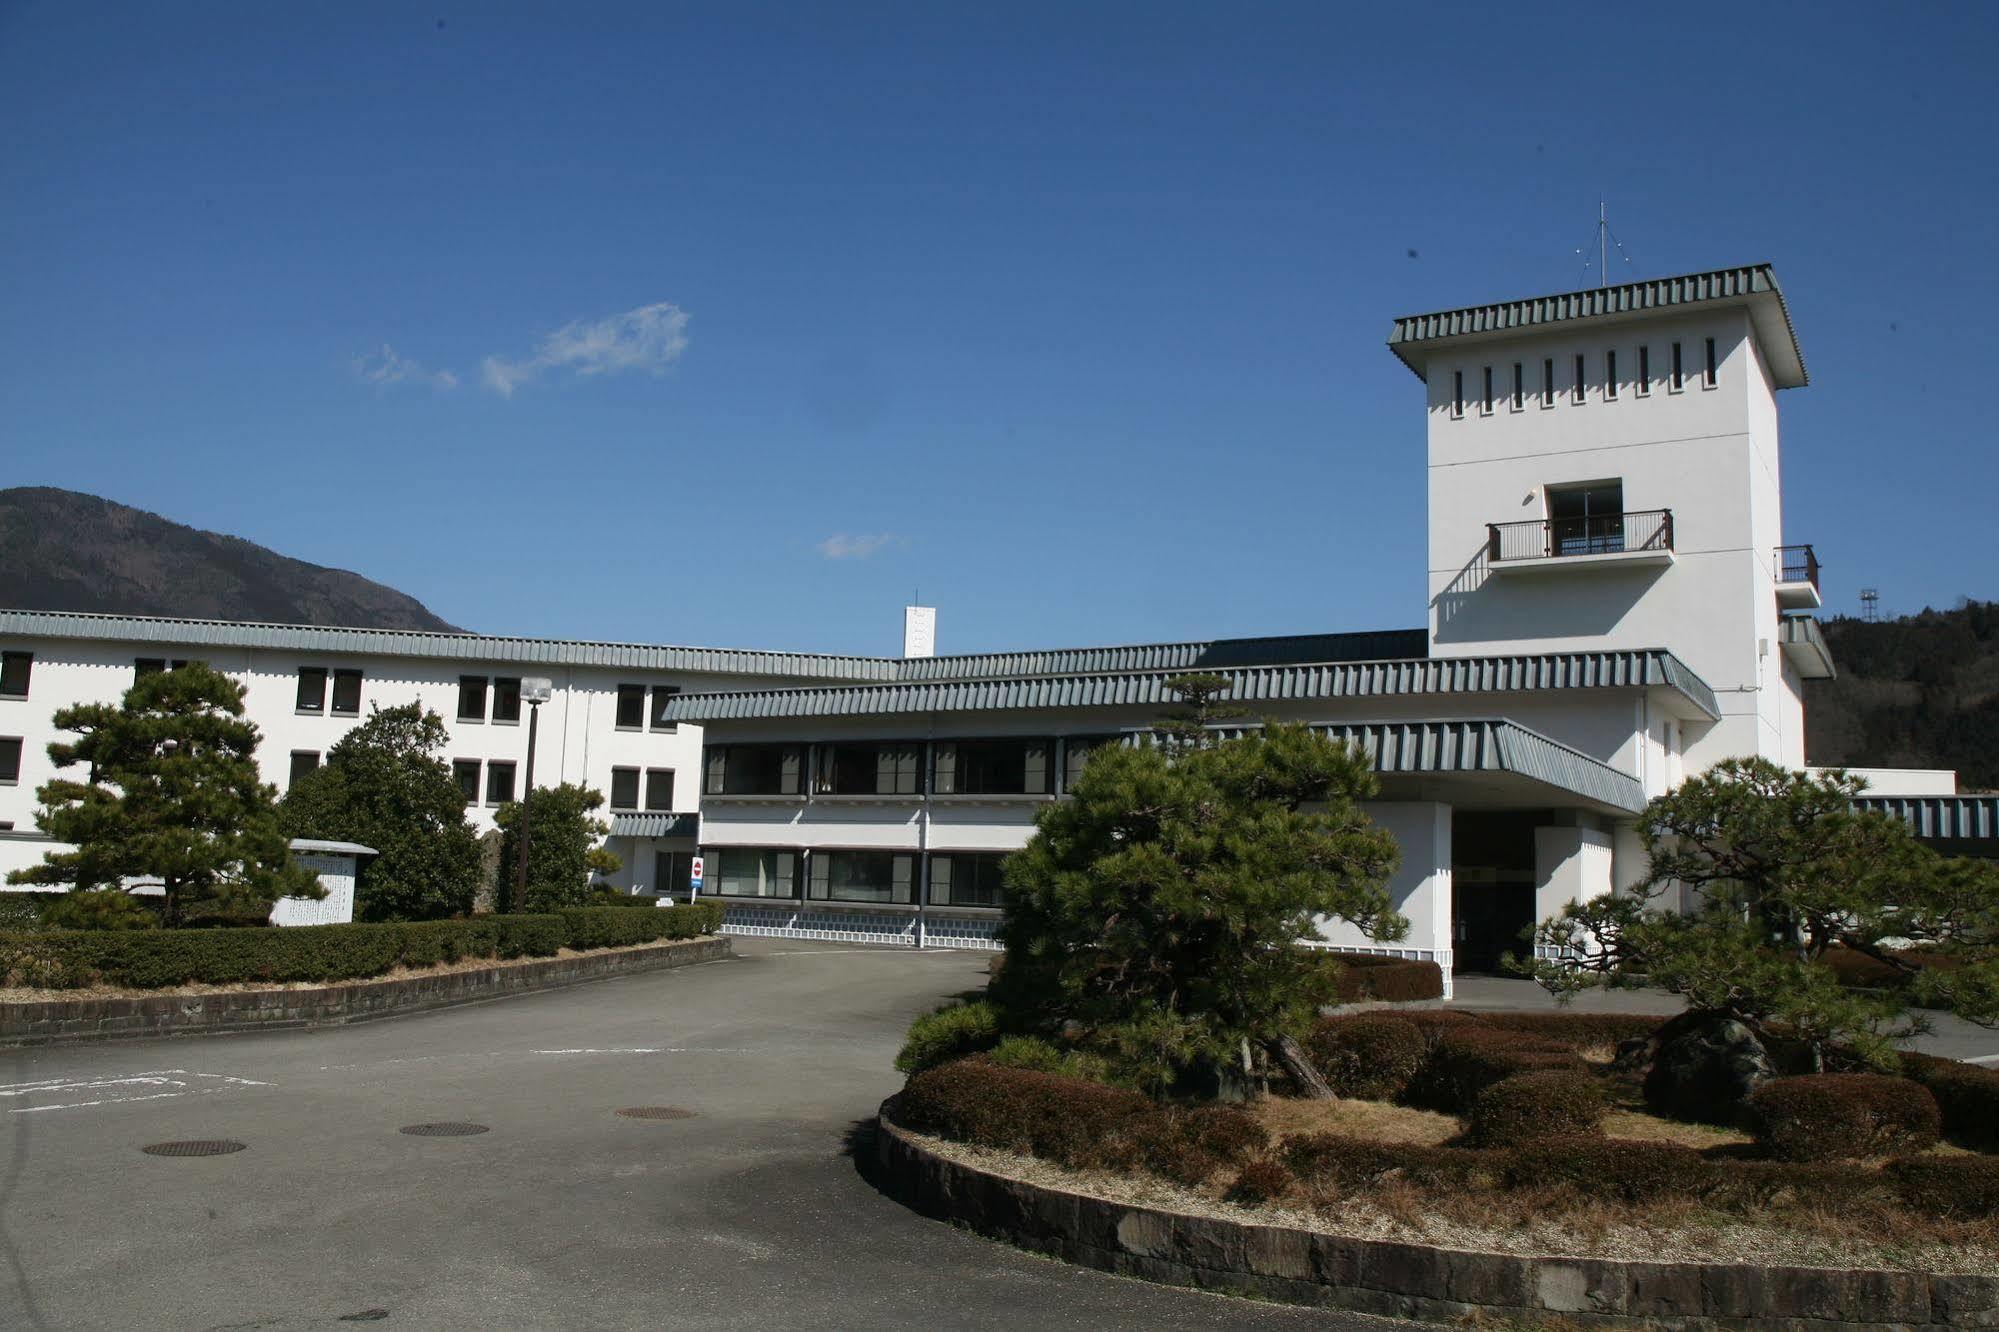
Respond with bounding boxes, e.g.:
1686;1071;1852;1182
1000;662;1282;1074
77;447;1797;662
714;848;798;899
458;675;489;722
1480;365;1493;415
809;850;913;904
1061;735;1123;793
330;669;363;715
1451;370;1463;418
645;768;675;812
615;683;645;729
933;739;1049;796
704;744;804;796
1547;480;1626;555
485;760;517;805
1605;349;1618;400
652;850;697;899
1571;354;1586;404
610;766;642;810
492;677;522;723
1510;363;1523;411
0;651;33;699
0;736;21;784
134;657;189;682
1637;345;1651;396
1670;341;1685;390
452;759;482;803
1704;337;1718;388
649;685;680;732
1541;358;1554;407
816;742;920;796
928;853;1005;909
288;751;320;786
295;666;328;713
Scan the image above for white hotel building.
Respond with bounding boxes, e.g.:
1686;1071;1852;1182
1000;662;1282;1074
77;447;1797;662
2;266;1983;991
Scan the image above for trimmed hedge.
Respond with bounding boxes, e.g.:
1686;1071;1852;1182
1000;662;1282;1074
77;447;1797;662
1747;1074;1942;1163
1886;1155;1999;1218
1328;953;1444;1003
1406;1027;1586;1113
1306;1015;1427;1099
1901;1050;1999;1151
897;1058;1266;1185
1469;1069;1604;1147
895;1001;1003;1075
0;903;721;990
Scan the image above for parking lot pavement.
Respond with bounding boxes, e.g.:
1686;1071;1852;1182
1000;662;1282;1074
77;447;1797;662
0;939;1401;1331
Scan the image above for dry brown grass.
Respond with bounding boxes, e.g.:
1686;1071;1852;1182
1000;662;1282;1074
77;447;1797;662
1254;1094;1460;1145
1600;1109;1752;1149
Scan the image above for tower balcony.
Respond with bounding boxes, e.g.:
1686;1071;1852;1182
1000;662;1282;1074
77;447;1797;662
1484;509;1675;575
1775;544;1822;609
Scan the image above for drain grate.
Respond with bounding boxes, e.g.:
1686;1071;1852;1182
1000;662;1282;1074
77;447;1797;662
398;1122;490;1137
141;1139;247;1158
615;1106;695;1121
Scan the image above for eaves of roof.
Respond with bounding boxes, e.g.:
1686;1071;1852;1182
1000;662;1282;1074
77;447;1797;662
663;648;1720;724
1388;264;1807;389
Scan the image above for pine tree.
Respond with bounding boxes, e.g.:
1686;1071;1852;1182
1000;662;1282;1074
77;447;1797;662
7;663;320;926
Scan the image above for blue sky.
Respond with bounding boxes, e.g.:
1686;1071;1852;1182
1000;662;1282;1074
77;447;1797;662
3;3;1995;656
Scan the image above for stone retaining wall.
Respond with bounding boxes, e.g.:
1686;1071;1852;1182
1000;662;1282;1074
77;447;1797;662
875;1110;1999;1329
0;935;732;1046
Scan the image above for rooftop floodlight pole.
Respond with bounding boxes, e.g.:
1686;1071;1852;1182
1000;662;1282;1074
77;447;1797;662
514;677;555;910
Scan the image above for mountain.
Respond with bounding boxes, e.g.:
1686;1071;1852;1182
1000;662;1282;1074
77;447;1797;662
1805;600;1999;791
0;488;463;633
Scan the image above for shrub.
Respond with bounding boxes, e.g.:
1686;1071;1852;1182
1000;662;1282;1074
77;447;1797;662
895;1001;1003;1075
1502;1136;1710;1202
553;902;720;949
896;1059;1153;1170
1887;1155;1999;1218
1748;1074;1942;1162
588;890;667;909
1280;1133;1487;1191
0;913;604;989
1328;954;1444;1003
987;1035;1070;1074
1178;1105;1270;1165
1407;1027;1585;1112
39;890;159;932
1468;1070;1604;1147
0;892;63;931
1900;1051;1999;1151
1467;1012;1667;1050
1307;1015;1426;1099
1223;1159;1294;1207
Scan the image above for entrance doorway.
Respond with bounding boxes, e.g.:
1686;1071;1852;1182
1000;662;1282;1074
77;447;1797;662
1451;812;1538;973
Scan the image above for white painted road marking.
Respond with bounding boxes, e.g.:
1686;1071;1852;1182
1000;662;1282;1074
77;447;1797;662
0;1070;271;1115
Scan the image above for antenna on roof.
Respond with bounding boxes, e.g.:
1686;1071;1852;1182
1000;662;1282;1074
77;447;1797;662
1576;201;1636;289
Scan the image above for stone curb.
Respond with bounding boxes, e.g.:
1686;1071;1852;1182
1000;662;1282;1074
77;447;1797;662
0;935;733;1046
873;1107;1999;1329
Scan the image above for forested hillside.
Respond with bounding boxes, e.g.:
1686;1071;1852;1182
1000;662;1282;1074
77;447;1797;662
1805;600;1999;791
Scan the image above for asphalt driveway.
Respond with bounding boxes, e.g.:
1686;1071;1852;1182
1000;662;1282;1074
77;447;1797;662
0;940;1401;1330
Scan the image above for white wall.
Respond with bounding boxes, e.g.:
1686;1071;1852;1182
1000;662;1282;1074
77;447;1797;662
1533;825;1614;921
1313;801;1452;988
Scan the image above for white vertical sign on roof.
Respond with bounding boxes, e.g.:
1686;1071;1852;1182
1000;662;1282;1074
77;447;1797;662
902;606;936;659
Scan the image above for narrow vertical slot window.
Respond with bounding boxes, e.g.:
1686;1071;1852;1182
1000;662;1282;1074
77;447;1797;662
1704;337;1718;387
1511;363;1523;410
1541;358;1554;407
1481;366;1493;415
1605;349;1618;400
1637;346;1651;396
1452;370;1464;419
1571;354;1586;404
1670;341;1684;390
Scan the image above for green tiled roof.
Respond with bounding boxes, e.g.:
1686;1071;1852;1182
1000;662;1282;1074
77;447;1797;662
663;648;1719;723
1388;264;1807;388
1854;796;1999;843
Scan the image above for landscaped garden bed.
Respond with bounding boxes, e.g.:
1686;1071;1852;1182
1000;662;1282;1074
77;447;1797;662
887;1008;1999;1276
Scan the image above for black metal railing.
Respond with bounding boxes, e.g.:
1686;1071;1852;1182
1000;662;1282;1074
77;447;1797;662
1776;544;1820;590
1487;509;1674;563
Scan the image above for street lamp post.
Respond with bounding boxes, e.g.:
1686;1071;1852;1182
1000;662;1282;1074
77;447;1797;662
513;677;554;910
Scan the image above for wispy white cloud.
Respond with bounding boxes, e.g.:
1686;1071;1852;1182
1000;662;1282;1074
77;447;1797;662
816;533;899;561
354;344;458;391
481;301;691;397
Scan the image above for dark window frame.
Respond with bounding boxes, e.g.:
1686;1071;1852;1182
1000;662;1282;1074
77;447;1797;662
1510;362;1523;411
457;675;489;723
1480;365;1493;415
288;750;321;786
615;683;646;730
711;847;800;900
491;676;522;724
485;760;517;805
644;768;675;812
330;668;363;716
1636;345;1651;396
0;651;30;700
1704;337;1718;388
1670;340;1685;390
610;766;642;811
452;758;482;803
1605;349;1618;400
1451;370;1463;418
705;744;804;797
0;735;22;785
928;852;1006;909
649;685;681;732
1571;353;1586;404
295;666;328;713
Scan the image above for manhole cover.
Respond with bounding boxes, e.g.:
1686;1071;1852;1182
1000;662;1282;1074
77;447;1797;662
398;1122;490;1137
615;1106;695;1121
141;1139;247;1158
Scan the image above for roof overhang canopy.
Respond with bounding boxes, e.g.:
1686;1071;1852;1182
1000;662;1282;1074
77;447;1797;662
1388;264;1807;389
